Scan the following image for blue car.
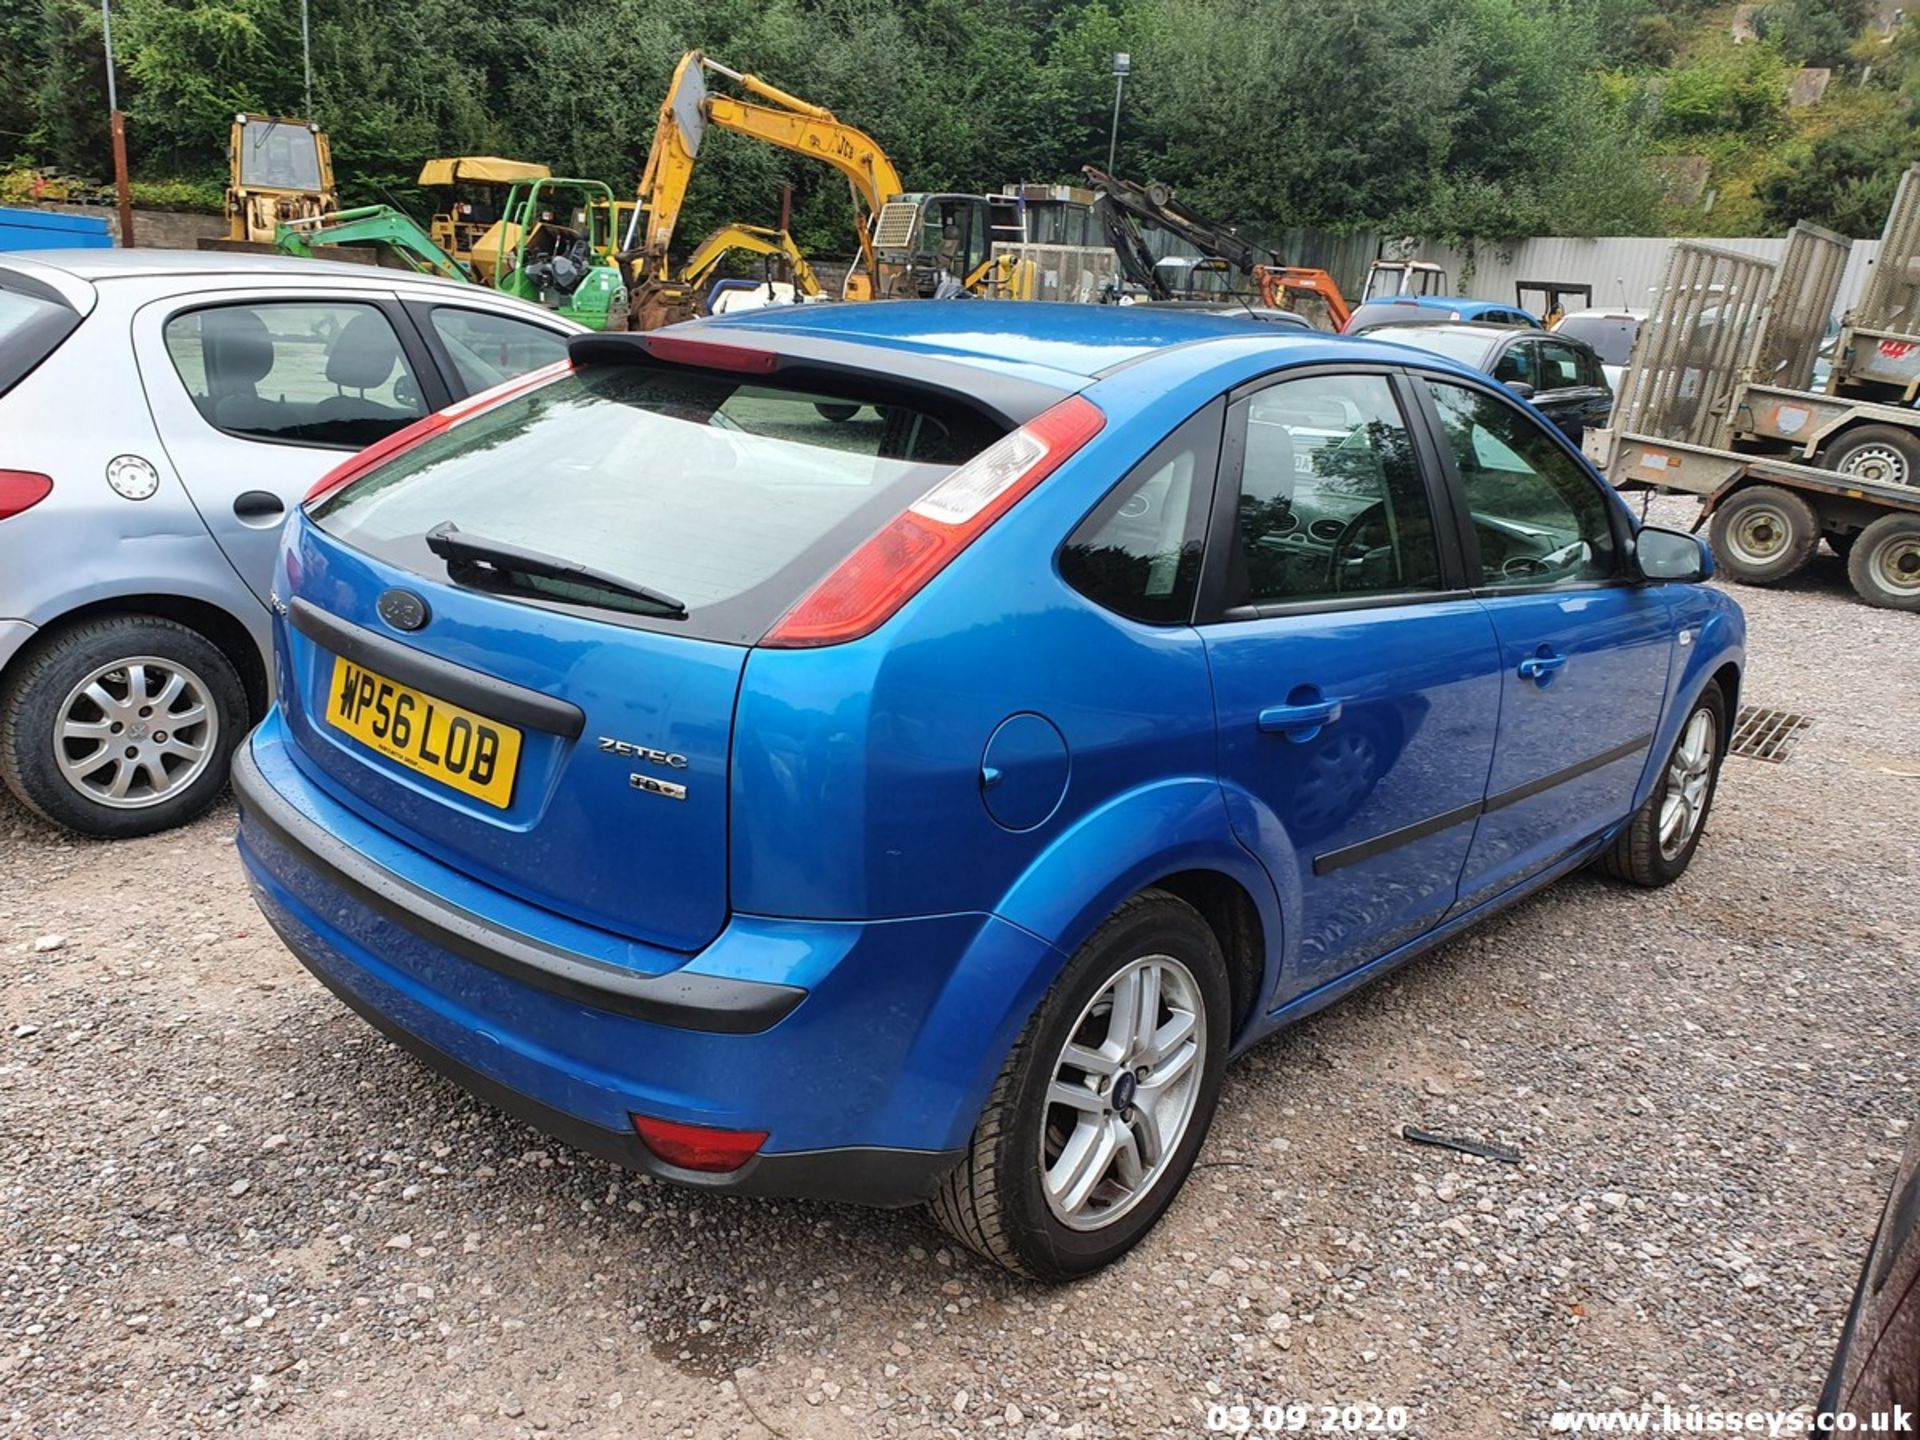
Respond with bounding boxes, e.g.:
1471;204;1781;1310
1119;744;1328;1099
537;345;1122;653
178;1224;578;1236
1345;295;1544;335
233;301;1743;1280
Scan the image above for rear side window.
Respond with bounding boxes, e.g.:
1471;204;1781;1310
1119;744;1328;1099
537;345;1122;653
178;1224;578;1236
312;364;1008;644
163;302;428;449
427;306;569;393
0;276;82;400
1060;405;1217;624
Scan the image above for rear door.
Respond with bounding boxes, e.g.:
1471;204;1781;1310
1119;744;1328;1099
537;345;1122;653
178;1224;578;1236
133;290;445;602
1532;337;1613;444
1197;366;1505;1002
1412;375;1675;911
402;299;574;395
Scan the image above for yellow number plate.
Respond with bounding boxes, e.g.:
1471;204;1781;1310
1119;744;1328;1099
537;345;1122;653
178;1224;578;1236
323;655;522;809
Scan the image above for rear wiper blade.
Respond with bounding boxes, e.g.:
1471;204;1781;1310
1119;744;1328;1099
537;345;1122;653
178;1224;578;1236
425;521;688;618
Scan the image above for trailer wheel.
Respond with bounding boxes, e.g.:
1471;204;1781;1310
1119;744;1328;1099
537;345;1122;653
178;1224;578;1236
1820;425;1920;489
1846;512;1920;611
1706;485;1820;586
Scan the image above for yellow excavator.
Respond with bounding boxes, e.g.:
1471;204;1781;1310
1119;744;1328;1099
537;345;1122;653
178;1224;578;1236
624;51;1040;328
198;114;337;251
679;222;822;309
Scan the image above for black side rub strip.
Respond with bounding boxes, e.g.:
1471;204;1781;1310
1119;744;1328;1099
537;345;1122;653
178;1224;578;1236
291;598;584;739
232;744;805;1034
1481;733;1655;813
1313;800;1483;876
1313;733;1655;876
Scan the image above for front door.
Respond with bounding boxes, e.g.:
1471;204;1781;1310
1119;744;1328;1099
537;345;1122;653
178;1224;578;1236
1198;368;1506;1005
1413;376;1676;910
1530;337;1614;445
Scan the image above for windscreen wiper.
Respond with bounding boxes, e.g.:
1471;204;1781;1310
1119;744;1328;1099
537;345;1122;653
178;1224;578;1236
425;521;688;618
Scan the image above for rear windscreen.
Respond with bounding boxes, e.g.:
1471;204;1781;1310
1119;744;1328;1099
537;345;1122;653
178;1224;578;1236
1554;316;1640;367
0;276;81;399
311;364;1010;644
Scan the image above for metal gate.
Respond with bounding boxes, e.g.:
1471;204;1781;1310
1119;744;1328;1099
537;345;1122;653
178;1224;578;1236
1851;164;1920;335
1746;223;1851;393
1612;242;1777;450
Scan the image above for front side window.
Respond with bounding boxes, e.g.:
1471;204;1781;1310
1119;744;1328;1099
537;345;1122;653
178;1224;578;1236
428;307;569;394
163;302;427;449
1060;411;1214;624
1491;342;1535;388
1423;379;1618;589
1225;373;1441;607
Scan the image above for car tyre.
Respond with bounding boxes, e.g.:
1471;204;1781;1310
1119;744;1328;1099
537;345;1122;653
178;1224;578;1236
1819;424;1920;490
1596;680;1726;888
1706;486;1820;586
1846;512;1920;611
0;614;248;838
930;890;1230;1281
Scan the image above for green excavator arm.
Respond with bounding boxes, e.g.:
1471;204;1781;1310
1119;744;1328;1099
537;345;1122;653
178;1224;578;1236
274;206;470;285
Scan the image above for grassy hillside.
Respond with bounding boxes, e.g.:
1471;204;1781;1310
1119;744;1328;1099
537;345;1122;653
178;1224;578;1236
1608;0;1920;236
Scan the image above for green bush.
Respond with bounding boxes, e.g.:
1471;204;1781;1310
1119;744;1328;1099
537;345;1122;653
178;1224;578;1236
1755;0;1866;69
1658;50;1787;137
1757;126;1913;234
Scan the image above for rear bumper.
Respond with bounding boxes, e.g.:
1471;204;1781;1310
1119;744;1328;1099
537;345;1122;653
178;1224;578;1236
232;718;1059;1206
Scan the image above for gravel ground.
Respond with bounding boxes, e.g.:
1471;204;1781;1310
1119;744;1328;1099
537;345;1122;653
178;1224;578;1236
3;500;1916;1439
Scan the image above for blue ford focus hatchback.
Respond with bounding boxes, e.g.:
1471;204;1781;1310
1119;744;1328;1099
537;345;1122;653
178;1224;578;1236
235;301;1743;1279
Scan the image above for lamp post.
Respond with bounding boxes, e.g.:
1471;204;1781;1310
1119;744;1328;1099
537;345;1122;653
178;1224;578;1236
1107;52;1130;174
99;0;135;248
301;0;312;117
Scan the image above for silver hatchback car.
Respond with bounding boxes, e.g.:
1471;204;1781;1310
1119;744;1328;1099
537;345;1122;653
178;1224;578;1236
0;250;581;837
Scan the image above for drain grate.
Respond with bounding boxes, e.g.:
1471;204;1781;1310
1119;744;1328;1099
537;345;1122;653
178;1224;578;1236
1730;705;1812;763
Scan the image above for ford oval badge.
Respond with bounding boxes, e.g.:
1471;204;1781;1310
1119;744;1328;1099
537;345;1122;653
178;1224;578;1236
378;589;430;632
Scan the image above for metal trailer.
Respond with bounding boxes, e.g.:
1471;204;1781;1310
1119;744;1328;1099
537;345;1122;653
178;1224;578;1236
1582;208;1920;610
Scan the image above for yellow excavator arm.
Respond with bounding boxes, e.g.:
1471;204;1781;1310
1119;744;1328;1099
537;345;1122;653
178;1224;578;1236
680;223;822;298
627;50;904;305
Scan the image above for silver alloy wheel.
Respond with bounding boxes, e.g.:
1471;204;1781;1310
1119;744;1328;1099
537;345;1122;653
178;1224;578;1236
1835;443;1911;488
1041;953;1206;1231
52;656;219;810
1658;707;1717;861
1867;529;1920;596
1724;503;1793;568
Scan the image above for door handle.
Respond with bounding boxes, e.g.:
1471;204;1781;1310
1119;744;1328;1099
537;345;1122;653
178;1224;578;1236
1517;646;1568;686
1258;696;1344;741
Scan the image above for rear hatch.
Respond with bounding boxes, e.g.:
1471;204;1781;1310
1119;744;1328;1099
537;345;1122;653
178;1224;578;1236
282;341;1017;953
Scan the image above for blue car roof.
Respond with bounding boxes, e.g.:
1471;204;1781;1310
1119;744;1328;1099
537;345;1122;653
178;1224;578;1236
699;299;1317;386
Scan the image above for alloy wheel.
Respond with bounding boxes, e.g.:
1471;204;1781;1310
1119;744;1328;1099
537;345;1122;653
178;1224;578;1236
1658;707;1717;861
52;656;220;810
1040;954;1207;1231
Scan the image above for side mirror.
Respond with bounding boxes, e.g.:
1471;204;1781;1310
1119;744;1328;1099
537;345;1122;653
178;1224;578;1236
1504;380;1536;400
1635;525;1713;583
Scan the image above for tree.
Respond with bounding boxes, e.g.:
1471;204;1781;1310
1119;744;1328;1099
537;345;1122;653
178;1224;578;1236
1757;127;1913;235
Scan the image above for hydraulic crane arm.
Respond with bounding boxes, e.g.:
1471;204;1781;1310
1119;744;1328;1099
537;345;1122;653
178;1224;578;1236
274;205;469;284
1082;166;1276;282
627;50;904;292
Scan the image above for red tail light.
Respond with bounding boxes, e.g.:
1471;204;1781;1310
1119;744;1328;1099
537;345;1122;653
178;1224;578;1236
762;393;1106;648
0;470;53;521
302;359;574;507
630;1114;768;1173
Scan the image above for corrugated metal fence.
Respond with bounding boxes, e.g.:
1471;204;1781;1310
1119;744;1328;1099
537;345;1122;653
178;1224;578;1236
1402;234;1883;318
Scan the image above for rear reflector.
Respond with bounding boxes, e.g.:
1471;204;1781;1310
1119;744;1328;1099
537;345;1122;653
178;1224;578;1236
644;335;780;374
0;470;52;521
761;393;1105;648
630;1114;768;1173
303;359;574;506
